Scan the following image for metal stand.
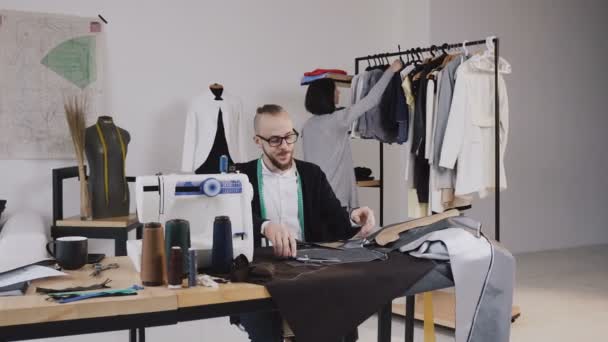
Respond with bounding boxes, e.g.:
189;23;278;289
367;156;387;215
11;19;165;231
354;37;503;342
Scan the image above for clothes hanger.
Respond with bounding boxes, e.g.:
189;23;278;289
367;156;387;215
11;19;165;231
397;45;408;73
429;44;437;58
416;48;424;63
475;35;511;73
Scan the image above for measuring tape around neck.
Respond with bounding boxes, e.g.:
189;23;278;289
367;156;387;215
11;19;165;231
257;158;305;240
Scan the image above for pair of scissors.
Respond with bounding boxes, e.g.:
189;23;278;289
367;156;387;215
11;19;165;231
295;255;341;264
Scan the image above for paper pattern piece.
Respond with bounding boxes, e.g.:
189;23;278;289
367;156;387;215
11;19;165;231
0;10;106;159
41;36;97;89
0;265;66;288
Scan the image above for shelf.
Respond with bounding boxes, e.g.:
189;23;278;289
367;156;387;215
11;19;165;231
55;213;139;228
301;73;353;87
356;180;381;188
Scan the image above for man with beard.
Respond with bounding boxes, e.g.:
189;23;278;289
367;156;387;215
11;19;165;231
237;104;375;258
234;104;375;341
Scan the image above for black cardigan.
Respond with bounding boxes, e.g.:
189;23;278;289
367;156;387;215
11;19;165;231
236;159;358;248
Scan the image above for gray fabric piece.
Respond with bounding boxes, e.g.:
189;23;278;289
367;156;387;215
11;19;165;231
468;242;515;342
432;57;465;164
404;262;453;295
397;221;513;342
302;69;394;208
291;247;386;266
355;69;383;139
399;227;490;342
409;241;450;260
432;57;465;189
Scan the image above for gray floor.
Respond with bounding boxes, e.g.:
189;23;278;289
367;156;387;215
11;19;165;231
32;244;608;341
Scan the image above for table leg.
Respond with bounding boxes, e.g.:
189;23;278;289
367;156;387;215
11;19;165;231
139;327;146;342
115;238;128;256
405;296;415;342
377;302;392;342
136;224;143;240
129;328;136;342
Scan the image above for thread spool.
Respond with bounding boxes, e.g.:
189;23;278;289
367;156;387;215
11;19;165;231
188;248;197;287
219;155;228;173
164;219;191;271
167;246;183;289
140;222;166;286
211;216;233;274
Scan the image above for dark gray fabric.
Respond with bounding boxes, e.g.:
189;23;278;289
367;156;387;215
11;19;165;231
404;262;453;295
239;311;283;342
291;247;386;265
356;70;408;143
355;69;383;139
252;247;436;342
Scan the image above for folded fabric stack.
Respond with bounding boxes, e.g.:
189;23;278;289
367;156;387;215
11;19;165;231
354;167;374;181
301;68;352;85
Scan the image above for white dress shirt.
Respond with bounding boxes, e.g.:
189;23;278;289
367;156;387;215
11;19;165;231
259;160;302;240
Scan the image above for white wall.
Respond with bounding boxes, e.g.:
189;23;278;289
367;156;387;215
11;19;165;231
0;1;429;341
429;0;608;253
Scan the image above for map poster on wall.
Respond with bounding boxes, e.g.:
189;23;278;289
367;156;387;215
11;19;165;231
0;10;106;159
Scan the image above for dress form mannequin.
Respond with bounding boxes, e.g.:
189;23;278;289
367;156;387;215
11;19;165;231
85;116;131;219
195;83;234;174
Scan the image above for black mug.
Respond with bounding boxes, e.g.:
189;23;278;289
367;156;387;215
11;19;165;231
46;236;88;270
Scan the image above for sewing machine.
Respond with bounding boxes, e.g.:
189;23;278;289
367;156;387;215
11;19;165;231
135;173;254;267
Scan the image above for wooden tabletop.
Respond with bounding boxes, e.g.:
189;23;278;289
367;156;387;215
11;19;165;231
0;257;271;327
0;257;175;327
176;282;270;308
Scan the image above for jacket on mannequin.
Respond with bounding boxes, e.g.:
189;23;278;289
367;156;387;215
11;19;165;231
85;116;130;219
181;83;252;173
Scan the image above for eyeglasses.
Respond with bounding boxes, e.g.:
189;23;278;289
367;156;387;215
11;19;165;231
256;130;299;147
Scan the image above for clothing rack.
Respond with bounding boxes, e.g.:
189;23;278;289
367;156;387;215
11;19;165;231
354;37;501;242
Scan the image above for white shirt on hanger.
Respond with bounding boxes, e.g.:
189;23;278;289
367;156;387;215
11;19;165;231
181;87;254;172
438;59;510;198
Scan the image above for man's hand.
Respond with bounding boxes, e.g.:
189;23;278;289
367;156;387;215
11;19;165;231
263;222;297;258
389;59;403;72
351;206;376;238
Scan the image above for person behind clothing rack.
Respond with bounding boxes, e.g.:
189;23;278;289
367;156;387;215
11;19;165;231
301;59;402;211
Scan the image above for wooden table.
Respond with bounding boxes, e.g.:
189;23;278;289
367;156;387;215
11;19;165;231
0;257;273;342
0;256;453;342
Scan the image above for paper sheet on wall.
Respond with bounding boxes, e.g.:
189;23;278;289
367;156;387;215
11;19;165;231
0;10;106;159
